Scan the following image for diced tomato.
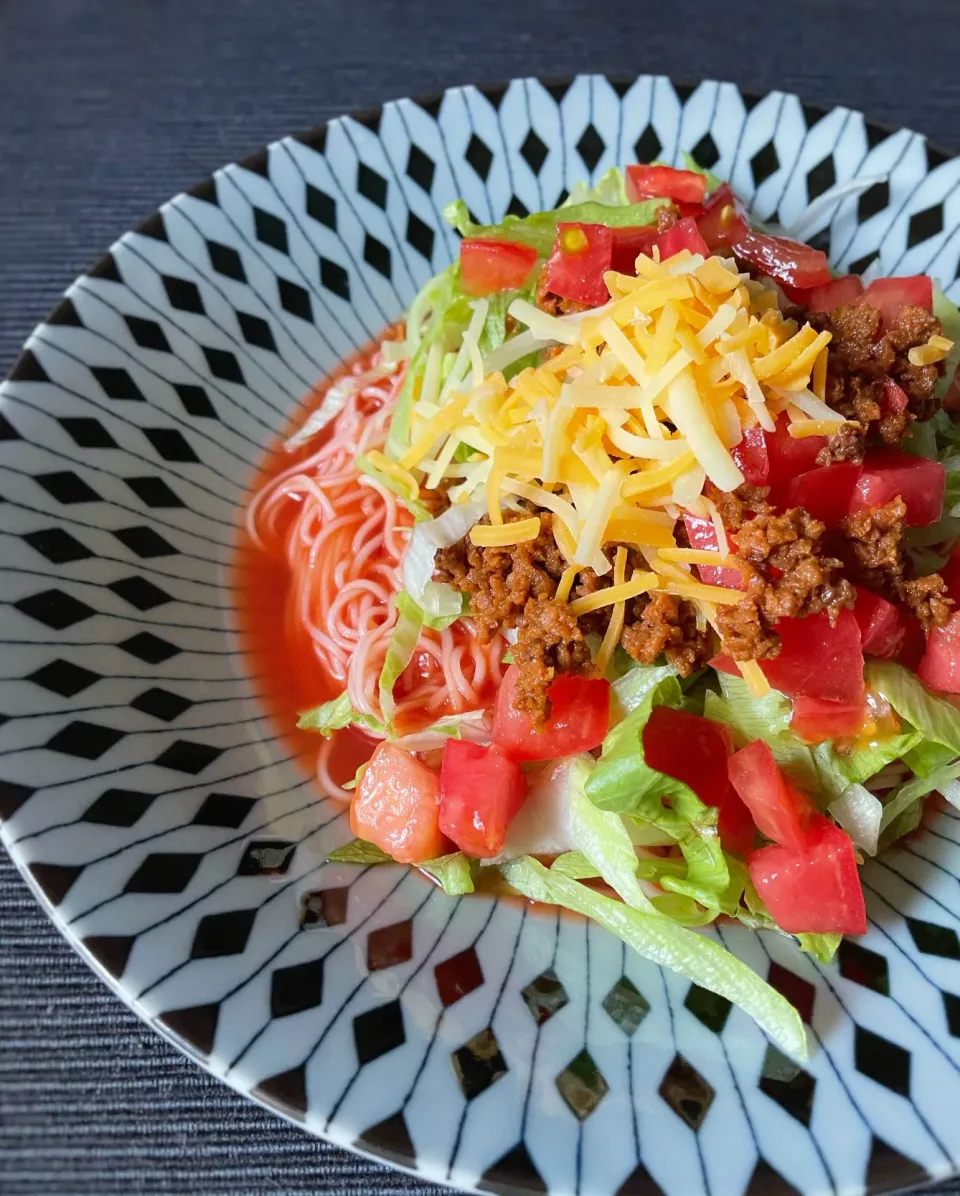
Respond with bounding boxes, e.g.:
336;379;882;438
805;273;865;312
859;275;933;326
939;542;960;603
656;217;710;261
683;513;742;589
747;814;867;935
763;415;828;509
785;462;862;528
625;164;707;206
460;238;538;297
544;222;614;307
643;706;755;854
898;614;927;671
610;226;659;275
731;230;833;289
853;585;907;658
850;449;946;527
731;426;770;486
882;376;909;415
696;184;749;251
438;740;528;858
351;742;444;864
727;740;816;852
713;609;865;706
493;666;611;761
918;611;960;694
791;695;868;742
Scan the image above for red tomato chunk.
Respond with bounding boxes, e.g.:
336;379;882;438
656;217;710;261
625;164;707;206
683;513;743;589
492;665;611;761
791;695;868;743
351;742;444;864
727;740;815;853
544;223;614;306
786;462;862;528
460;238;538;297
805;273;865;312
853;586;907;659
918;612;960;694
850;450;946;527
731;230;832;289
748;814;866;935
610;226;658;275
439;740;528;858
731;426;770;486
695;184;749;251
859;275;933;326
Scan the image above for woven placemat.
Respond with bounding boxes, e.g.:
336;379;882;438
3;1;960;1192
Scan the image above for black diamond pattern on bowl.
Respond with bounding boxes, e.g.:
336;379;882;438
357;163;388;208
942;991;960;1038
202;346;245;385
123;476;185;509
363;234;391;278
750;141;780;185
193;792;256;829
451;1028;507;1100
406;213;434;260
142;427;200;463
556;1049;609;1120
235;840;295;877
190;909;257;959
855;1025;911;1096
130;687;193;722
684;984;732;1034
83;788;157;828
319;257;350;301
839;940;890;994
0;411;20;437
0;782;36;822
15;589;94;630
367;919;413;972
906;917;960;958
206;240;247;282
602;975;650;1037
270;958;324;1018
805;155;836;201
300;886;349;929
634;125;662;164
908;203;945;248
125;851;203;894
305;184;336;229
766;962;817;1025
237;312;278;353
58;416;118;449
434;945;484;1008
278;277;313;322
577;125;605;172
466;133;493;181
659;1054;714;1131
112;526;176;558
154;739;224;775
108;576;173;611
91;366;146;402
354;999;406;1065
119;632;180;663
858;180;890;221
522;967;569;1026
253;208;289;254
47;719;124;760
691;131;720;168
173;382;218;419
29;862;83;907
759;1046;816;1126
36;470;99;504
23;528;93;564
124;316;172;353
521;130;548;175
27;659;100;698
406;144;435;192
162;275;205;314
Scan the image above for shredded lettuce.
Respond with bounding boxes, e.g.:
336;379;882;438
829;783;883;855
378;592;424;726
550;850;600;879
328;839;392;865
501;857;808;1060
402;500;486;622
813;731;922;802
563;166;631;208
934;287;960;402
355;453;431;522
612;662;679;714
903;739;957;777
881;759;960;831
298;692;385;738
682;151;723;194
866;660;960;755
422;852;475;895
797;933;842;964
442;197;670;256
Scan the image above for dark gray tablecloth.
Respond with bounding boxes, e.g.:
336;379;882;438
4;2;960;1192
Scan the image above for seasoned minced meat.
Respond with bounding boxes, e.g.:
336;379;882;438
535;266;592;318
808;302;946;446
817;420;866;466
511;595;595;724
620;591;710;676
704;482;771;532
839;497;953;628
716;507;856;660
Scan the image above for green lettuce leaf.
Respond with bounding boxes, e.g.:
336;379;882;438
422;852;475;895
443;197;670;256
563;166;630;207
328;839;392;865
797;933;842;964
866;660;960;754
297;692;385;738
903;739;957;777
550;850;601;879
378;592;424;726
813;731;923;802
880;759;960;831
355;453;431;522
682;151;723;194
501;857;808;1060
612;662;679;714
934;287;960;402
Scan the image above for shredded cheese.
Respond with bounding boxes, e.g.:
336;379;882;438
737;658;771;697
909;334;954;366
556;566;578;604
596;548;628;675
470;516;541;547
568;570;658;615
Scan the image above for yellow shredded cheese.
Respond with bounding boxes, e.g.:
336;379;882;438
659;580;745;605
470;516;541;547
556;566;578;604
363;451;420;501
737;658;771;697
788;418;845;438
908;334;954;366
659;548;740;568
596;548;628;675
568;570;658;615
